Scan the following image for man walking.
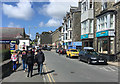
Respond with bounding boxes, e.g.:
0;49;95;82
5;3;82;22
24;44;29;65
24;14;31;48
21;47;27;72
35;48;45;75
26;49;34;77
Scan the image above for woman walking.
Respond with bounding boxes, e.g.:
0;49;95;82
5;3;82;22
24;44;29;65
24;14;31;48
26;49;34;77
11;50;17;71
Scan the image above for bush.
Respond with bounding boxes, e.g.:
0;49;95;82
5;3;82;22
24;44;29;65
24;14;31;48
0;49;11;62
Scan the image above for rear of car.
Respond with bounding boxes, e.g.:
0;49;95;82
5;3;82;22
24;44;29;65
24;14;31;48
67;49;79;58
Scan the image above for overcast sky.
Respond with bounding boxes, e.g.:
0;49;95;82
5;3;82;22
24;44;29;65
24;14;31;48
2;0;79;40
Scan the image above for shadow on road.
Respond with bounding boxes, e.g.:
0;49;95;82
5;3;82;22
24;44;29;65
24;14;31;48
43;70;55;75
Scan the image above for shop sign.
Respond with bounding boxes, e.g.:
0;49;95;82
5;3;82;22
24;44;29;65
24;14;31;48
96;30;108;37
81;34;88;39
0;40;11;44
72;42;82;46
10;40;16;51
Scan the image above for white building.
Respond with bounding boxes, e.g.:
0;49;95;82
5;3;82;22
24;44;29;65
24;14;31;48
81;0;94;47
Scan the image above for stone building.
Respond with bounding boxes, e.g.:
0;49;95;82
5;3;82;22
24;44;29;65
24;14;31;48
113;1;120;60
72;2;81;42
61;1;82;49
95;1;116;56
52;26;62;49
37;31;52;46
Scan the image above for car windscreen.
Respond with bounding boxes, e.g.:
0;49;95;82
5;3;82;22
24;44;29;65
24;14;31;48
70;50;77;52
87;50;99;55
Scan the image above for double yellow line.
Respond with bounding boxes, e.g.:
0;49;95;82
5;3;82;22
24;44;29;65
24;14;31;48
43;64;56;84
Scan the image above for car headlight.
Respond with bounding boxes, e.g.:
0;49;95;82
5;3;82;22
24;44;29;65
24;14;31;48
91;57;97;59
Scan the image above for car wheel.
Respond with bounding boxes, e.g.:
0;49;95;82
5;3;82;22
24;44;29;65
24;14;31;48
87;59;91;64
69;54;71;58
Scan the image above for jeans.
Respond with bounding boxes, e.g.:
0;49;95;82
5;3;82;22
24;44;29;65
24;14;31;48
13;61;16;70
38;63;43;74
22;59;27;70
27;64;33;77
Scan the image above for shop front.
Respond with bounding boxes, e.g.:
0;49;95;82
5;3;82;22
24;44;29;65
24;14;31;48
68;42;82;49
81;34;93;47
96;30;115;55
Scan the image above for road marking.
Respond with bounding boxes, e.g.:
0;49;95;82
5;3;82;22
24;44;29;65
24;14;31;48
110;66;118;70
45;66;56;83
44;65;52;83
43;63;56;84
101;67;109;71
106;66;116;71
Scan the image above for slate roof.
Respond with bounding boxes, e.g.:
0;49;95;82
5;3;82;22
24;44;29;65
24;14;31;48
0;27;25;40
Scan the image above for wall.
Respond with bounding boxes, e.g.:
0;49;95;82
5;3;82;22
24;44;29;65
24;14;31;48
72;11;81;42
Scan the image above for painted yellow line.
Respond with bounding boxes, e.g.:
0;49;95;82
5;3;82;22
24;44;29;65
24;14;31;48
44;65;52;83
46;66;56;83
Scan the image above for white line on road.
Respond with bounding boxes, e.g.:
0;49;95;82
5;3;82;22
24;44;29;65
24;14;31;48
102;67;110;71
106;66;116;71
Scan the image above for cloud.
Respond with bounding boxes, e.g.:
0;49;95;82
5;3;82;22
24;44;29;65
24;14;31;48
38;0;78;27
38;0;78;19
39;22;44;27
8;22;20;28
3;0;34;20
46;18;60;27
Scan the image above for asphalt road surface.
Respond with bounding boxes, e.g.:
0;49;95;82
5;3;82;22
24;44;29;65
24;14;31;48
43;51;118;82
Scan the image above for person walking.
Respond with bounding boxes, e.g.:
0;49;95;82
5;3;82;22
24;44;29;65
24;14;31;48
11;50;18;71
26;49;34;77
21;47;27;72
35;48;45;75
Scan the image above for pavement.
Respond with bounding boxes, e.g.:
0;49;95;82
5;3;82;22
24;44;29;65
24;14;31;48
108;62;120;67
2;58;44;83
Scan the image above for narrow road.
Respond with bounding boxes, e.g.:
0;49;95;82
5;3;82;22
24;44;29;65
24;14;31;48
43;51;118;82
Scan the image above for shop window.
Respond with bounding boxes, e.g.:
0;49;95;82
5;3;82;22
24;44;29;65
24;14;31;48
98;38;108;54
110;37;115;54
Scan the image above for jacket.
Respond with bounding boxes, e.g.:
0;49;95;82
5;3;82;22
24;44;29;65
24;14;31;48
36;51;45;64
22;50;27;60
11;54;17;61
26;53;34;65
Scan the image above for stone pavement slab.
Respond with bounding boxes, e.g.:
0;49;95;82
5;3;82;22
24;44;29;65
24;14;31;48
2;60;44;83
107;62;120;67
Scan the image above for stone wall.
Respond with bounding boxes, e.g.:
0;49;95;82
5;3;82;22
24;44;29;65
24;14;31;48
72;11;81;42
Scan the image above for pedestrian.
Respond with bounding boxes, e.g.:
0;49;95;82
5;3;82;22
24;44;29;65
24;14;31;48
21;47;27;72
26;49;34;77
11;50;18;71
35;48;45;75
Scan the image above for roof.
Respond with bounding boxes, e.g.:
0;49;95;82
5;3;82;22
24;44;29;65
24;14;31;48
0;27;25;40
83;47;94;50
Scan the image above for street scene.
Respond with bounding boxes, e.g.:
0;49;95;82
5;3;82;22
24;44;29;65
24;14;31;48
0;0;120;84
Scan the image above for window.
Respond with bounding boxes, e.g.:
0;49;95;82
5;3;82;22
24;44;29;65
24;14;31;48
102;1;107;10
115;0;120;3
110;14;113;28
81;20;88;34
89;20;93;33
98;38;108;54
70;31;72;39
90;0;92;8
66;33;67;40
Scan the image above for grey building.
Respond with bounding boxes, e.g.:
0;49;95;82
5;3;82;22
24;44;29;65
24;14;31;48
113;1;120;60
52;26;62;49
95;1;116;56
72;2;81;42
37;31;52;46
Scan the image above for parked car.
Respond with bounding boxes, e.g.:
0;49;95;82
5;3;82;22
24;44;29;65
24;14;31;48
66;49;79;58
78;47;107;64
57;48;66;54
42;46;52;51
